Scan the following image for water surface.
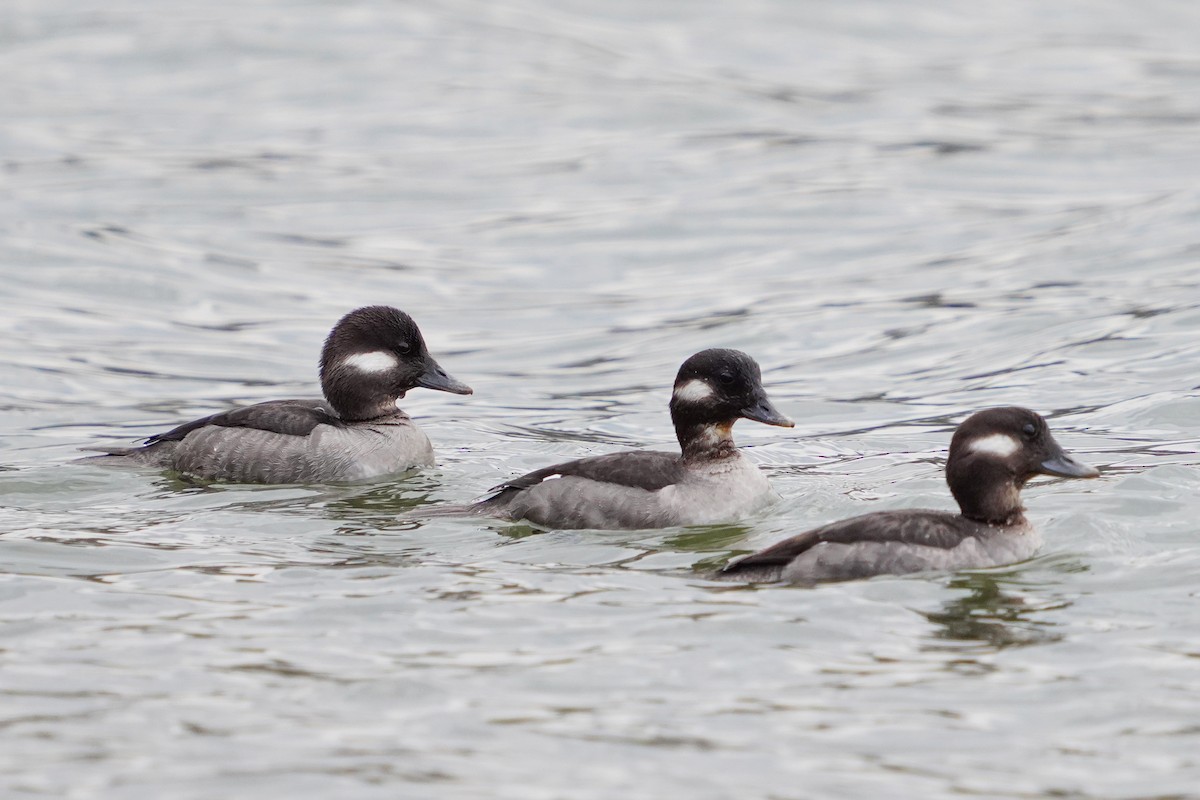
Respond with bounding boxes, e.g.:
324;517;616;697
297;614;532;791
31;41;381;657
3;1;1200;797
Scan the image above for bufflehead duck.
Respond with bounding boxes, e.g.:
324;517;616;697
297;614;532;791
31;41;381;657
716;406;1098;585
82;305;472;483
431;348;793;529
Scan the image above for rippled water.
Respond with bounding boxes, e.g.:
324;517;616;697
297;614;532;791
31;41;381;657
4;1;1200;797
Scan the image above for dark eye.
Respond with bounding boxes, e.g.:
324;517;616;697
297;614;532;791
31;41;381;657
396;341;413;355
718;370;736;385
1022;422;1037;440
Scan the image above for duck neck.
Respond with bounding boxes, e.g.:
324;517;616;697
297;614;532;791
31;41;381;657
352;401;405;422
318;354;405;421
949;461;1026;525
674;420;738;462
323;382;400;422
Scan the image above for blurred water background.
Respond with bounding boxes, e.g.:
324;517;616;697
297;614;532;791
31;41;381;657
3;1;1200;797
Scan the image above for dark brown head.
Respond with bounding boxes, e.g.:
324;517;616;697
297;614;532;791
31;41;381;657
318;306;472;421
946;406;1098;524
668;348;793;459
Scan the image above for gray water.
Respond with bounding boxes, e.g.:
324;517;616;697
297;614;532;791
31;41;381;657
4;1;1200;797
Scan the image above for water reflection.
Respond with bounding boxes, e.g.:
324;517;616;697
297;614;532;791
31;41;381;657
663;523;755;554
668;524;757;573
492;522;544;540
921;572;1073;650
320;481;434;517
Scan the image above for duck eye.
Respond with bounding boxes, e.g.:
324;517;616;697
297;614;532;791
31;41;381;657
1022;422;1037;439
396;341;413;355
717;371;736;385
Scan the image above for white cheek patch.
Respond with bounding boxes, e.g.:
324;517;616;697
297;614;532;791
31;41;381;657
344;351;399;373
673;379;714;403
969;433;1021;458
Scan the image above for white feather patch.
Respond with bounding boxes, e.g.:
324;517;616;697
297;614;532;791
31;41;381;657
969;433;1021;458
540;474;562;482
697;425;723;446
673;379;714;403
344;351;399;373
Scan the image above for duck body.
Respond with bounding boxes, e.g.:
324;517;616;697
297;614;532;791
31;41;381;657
82;306;471;483
439;348;794;530
715;508;1040;584
717;406;1098;584
93;400;436;483
478;447;777;530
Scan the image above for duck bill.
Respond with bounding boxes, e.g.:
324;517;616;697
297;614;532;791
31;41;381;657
417;358;473;395
1040;448;1099;479
740;394;794;428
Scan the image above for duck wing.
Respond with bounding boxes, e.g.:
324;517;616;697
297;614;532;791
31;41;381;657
144;399;342;444
718;509;972;581
487;450;686;496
